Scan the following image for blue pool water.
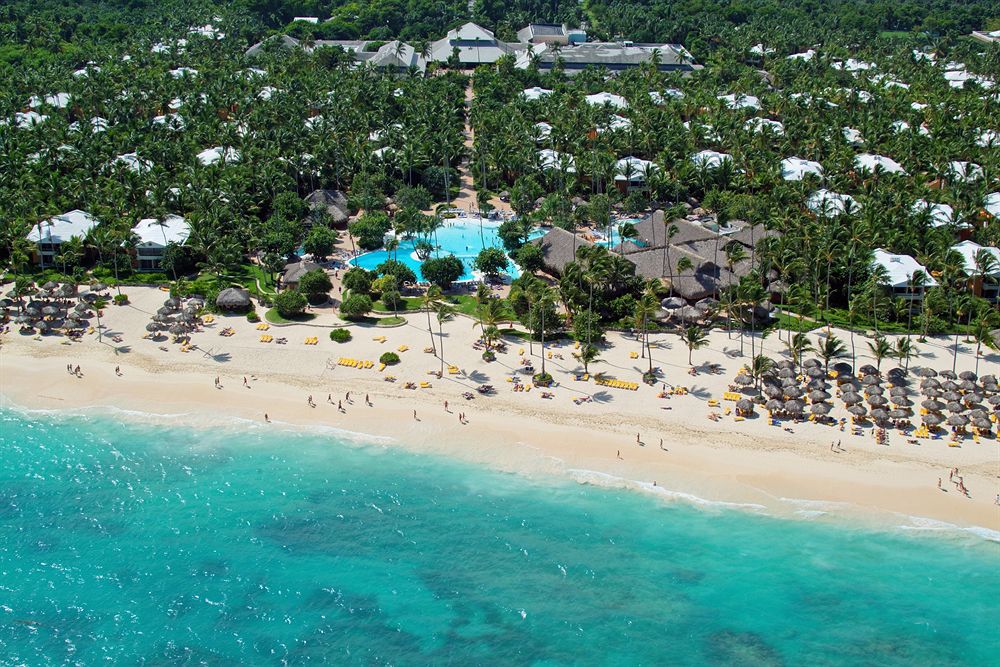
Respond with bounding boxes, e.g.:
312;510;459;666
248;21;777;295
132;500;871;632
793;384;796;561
2;407;999;664
350;218;543;282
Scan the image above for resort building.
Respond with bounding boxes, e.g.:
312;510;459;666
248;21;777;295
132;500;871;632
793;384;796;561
971;30;1000;44
871;249;937;301
247;22;695;74
132;215;191;271
26;210;101;267
516;23;587;46
281;259;322;290
951;240;1000;302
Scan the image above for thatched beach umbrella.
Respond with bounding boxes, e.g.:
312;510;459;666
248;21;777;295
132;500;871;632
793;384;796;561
973;418;993;432
889;386;908;397
764;385;783;399
91;282;108;292
74;302;90;313
893;397;913;407
921;399;944;411
145;322;161;333
784;386;804;399
661;296;686;309
848;405;867;417
947;414;969;427
941;380;959;392
806;367;825;379
42;280;58;291
868;395;888;407
803;358;821;368
864;385;884;395
776;359;794;370
736;398;755;415
811;402;832;415
695;297;719;311
940;370;957;380
806;379;830;391
988;395;1000;406
870;408;889;423
168;323;187;335
859;364;878;376
941;391;962;403
959;380;977;392
920;378;941;390
916;367;937;378
808;390;831;402
946;401;965;413
734;373;753;386
779;367;796;379
923;413;944;426
784;399;805;414
959;370;977;381
35;320;50;332
980;374;997;386
923;387;942;398
765;399;784;412
41;305;59;316
675;305;702;322
832;362;853;375
842;391;862;404
862;374;881;385
888;408;911;419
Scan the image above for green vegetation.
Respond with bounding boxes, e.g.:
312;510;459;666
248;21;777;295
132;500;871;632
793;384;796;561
379;351;400;365
264;307;316;324
329;327;352;342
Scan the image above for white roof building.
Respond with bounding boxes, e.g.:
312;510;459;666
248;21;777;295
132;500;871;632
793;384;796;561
522;87;552;101
69;116;108;133
718;93;761;110
26;210;101;245
948;161;983;182
787;49;816;61
597;115;632;133
112;153;153;174
976;130;998;148
842;127;864;146
538;149;575;172
832;58;875;72
984;192;1000;218
196;146;240;166
2;111;48;129
806;190;860;216
749;43;775;56
133;215;191;248
781;157;823;181
745;117;784;135
533;122;552;141
854;153;906;175
28;93;71;109
584;92;629;109
189;24;225;39
168;67;198;78
872;249;937;289
912;200;957;228
292;16;319;23
614;156;657;182
429;22;518;65
152;113;185;131
910;101;929;111
951;240;1000;277
690;150;732;169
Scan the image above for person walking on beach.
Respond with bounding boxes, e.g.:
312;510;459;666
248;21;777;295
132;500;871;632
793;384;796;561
264;413;270;423
346;391;351;403
617;450;623;460
444;400;449;412
937;478;943;490
307;395;315;407
413;409;418;421
328;394;332;404
365;393;370;406
74;365;81;377
660;438;666;451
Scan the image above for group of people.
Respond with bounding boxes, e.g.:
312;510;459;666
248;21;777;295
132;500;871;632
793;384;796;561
939;468;971;498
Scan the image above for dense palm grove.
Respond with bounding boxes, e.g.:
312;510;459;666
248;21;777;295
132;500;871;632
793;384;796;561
1;0;999;363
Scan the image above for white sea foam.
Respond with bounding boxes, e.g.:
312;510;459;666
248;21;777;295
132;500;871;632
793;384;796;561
567;468;768;511
896;515;1000;543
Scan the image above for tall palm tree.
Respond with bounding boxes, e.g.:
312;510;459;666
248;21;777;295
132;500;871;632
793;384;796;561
422;285;442;354
787;332;814;374
867;335;893;372
634;288;660;374
435;302;454;375
681;325;708;366
895;337;916;372
749;354;773;391
528;281;556;377
578;343;601;374
817;334;846;376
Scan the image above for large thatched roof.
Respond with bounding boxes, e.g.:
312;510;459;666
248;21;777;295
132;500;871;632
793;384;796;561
530;227;593;276
305;189;350;224
282;260;321;285
216;287;251;310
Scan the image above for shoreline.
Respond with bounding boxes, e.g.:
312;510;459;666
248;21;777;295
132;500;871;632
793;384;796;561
1;286;998;537
3;344;998;540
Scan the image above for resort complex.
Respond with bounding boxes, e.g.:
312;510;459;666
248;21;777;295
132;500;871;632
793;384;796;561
1;0;999;662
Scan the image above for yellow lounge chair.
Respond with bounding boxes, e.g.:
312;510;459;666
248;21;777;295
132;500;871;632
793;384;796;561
420;381;431;388
378;363;386;372
398;345;409;352
629;352;639;359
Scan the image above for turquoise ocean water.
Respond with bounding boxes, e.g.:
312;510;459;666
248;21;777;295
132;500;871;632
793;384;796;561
1;407;998;665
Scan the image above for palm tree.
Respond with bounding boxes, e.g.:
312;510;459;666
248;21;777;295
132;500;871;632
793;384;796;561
662;222;679;290
577;343;601;374
749;354;773;391
867;335;893;372
421;285;442;354
435;302;454;375
633;288;660;374
681;325;708;366
868;263;890;335
905;270;928;338
787;332;814;374
92;297;108;342
895;337;916;372
528;281;556;377
817;334;846;376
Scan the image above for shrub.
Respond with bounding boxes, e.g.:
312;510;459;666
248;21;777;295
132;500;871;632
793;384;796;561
113;293;129;305
342;267;372;294
246;311;260;323
513;243;544;273
329;328;352;342
302;225;338;260
379;351;400;365
375;259;417;285
274;290;308;318
340;293;373;319
381;289;403;310
421;255;464;289
348;212;392;251
299;269;332;304
473;247;509;279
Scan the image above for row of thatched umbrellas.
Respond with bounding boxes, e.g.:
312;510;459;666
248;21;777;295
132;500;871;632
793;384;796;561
145;296;205;339
734;357;998;434
2;281;109;333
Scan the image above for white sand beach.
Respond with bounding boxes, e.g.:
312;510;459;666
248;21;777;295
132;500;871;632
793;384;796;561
2;285;998;532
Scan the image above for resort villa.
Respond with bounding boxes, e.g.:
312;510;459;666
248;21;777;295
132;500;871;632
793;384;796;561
952;240;1000;302
26;210;101;267
247;22;696;74
871;248;938;301
132;215;191;271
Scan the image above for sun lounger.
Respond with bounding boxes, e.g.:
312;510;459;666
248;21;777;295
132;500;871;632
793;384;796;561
629;352;639;359
398;345;409;352
420;381;431;388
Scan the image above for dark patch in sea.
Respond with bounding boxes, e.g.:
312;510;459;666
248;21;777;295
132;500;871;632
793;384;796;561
705;629;785;666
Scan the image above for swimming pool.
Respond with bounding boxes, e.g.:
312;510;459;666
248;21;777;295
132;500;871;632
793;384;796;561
350;217;543;282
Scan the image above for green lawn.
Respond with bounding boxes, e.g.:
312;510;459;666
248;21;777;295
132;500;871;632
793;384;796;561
779;304;975;336
372;294;513;319
264;308;317;324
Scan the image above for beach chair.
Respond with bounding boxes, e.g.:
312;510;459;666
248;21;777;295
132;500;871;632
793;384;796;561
420;381;431;389
629;352;639;359
398;345;409;352
378;363;386;372
518;348;524;355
